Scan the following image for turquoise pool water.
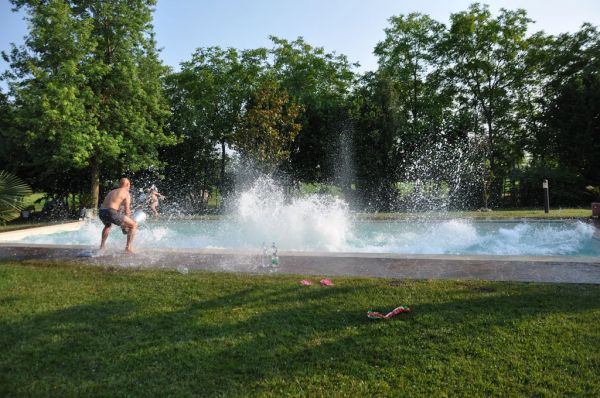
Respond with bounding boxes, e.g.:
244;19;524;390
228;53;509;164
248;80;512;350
11;219;600;257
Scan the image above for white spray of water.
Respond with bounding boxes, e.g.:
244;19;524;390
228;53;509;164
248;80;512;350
348;219;481;254
229;177;351;251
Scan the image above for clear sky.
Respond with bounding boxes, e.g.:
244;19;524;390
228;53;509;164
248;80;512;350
1;0;600;76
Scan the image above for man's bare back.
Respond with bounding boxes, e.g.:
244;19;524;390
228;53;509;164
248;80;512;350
98;178;137;253
101;187;132;213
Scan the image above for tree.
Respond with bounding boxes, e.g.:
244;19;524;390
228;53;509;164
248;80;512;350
270;36;356;184
160;70;221;211
2;0;174;210
441;3;535;206
166;47;268;201
374;13;447;139
540;25;600;190
350;72;402;210
235;79;302;175
0;91;14;172
368;13;467;210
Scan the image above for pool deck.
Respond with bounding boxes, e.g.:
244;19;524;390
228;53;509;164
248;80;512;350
1;243;600;284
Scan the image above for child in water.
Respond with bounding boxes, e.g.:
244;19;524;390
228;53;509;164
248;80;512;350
148;184;165;218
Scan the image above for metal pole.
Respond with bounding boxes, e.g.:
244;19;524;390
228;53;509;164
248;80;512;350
543;179;549;213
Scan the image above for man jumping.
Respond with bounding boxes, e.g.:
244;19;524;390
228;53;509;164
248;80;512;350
98;178;137;253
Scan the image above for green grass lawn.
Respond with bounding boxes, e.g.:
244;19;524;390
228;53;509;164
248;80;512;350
1;192;48;226
1;261;599;397
22;192;47;212
361;208;593;220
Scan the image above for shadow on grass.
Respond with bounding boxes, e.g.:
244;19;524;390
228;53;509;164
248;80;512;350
1;279;600;397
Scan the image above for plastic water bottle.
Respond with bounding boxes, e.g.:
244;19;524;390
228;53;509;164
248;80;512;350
261;242;268;268
177;265;189;274
270;242;279;267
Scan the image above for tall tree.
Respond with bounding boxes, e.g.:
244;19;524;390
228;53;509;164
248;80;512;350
0;91;14;172
235;79;302;175
2;0;173;209
270;36;356;184
369;13;466;209
350;72;402;210
441;3;535;206
374;13;447;139
167;47;268;200
539;25;600;188
160;70;220;210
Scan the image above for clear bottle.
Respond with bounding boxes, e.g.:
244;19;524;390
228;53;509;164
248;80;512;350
270;242;279;267
177;265;189;274
261;242;268;268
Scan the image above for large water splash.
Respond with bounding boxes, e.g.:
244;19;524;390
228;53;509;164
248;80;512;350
229;176;351;251
398;136;484;212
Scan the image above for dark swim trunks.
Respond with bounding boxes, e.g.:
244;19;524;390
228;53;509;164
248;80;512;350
98;208;124;227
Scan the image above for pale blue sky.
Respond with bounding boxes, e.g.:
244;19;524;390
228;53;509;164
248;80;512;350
1;0;600;77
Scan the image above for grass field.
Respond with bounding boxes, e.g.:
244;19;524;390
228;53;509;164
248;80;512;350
361;208;593;220
1;261;599;397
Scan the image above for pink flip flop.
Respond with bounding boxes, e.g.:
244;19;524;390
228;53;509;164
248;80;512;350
300;279;313;286
320;278;334;286
367;306;411;320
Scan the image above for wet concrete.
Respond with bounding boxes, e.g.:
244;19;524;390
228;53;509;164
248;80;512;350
1;243;600;284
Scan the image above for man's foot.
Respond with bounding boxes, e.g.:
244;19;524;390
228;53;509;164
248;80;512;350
125;248;136;254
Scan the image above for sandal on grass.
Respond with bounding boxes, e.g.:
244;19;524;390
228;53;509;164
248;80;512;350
367;306;411;320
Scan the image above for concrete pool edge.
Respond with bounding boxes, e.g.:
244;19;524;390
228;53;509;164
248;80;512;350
1;243;600;284
0;221;84;242
1;219;599;284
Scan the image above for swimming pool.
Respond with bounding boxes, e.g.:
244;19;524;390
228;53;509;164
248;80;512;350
7;219;600;257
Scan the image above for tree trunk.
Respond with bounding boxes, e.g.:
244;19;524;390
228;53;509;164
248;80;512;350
485;117;496;207
90;158;100;214
220;139;226;208
71;192;77;213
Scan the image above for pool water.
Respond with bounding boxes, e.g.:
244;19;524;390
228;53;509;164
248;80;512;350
12;219;600;257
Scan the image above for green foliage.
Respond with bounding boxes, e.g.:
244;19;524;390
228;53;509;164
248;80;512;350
299;182;343;196
374;12;448;135
350;73;402;210
353;13;457;210
0;92;14;172
514;162;585;207
161;46;269;203
0;171;32;222
235;80;302;174
537;26;600;187
2;2;599;211
442;4;537;206
270;36;357;183
3;0;174;207
586;186;600;202
359;208;592;220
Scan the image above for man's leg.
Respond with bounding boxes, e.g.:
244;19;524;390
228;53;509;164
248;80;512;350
121;216;138;253
100;225;111;249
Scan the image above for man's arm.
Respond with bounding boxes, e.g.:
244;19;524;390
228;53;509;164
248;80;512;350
123;192;132;216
